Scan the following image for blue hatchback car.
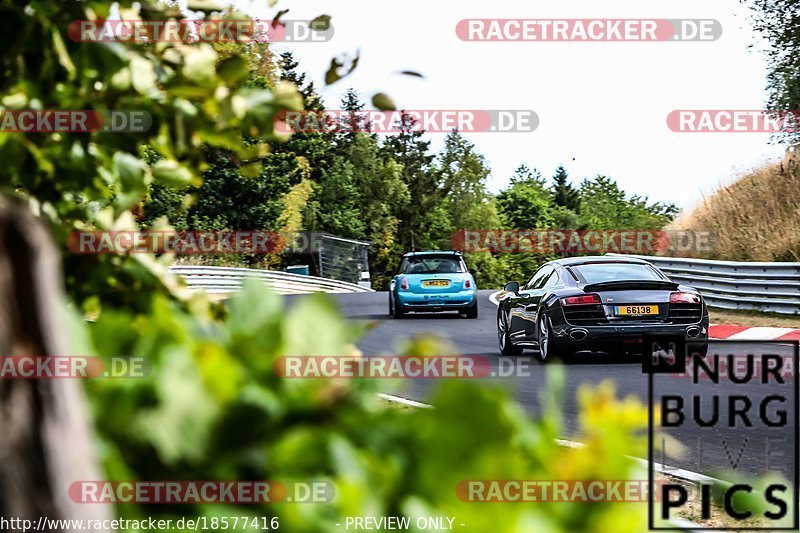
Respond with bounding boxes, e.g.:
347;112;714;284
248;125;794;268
389;251;478;318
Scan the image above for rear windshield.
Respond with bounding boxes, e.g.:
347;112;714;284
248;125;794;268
403;256;465;274
571;263;662;284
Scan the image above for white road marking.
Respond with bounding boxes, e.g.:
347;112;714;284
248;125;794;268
726;326;795;340
377;392;433;408
489;290;502;306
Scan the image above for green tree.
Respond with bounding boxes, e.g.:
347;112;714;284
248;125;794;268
438;130;501;232
496;164;554;229
344;133;408;286
303;91;407;250
270;50;334;197
434;131;506;287
578;175;678;229
278;51;324;112
745;0;800;142
551;165;581;212
380;112;441;251
187;147;291;232
337;87;371;138
308;158;365;238
0;0;302;311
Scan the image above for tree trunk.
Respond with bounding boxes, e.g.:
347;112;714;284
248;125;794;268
0;197;112;532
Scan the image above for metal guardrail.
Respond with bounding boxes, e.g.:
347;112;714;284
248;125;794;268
169;266;375;295
607;254;800;314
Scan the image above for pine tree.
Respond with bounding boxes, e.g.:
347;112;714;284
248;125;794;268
337;88;371;139
278;52;323;111
551;165;581;212
380;112;439;251
271;52;332;186
278;51;304;86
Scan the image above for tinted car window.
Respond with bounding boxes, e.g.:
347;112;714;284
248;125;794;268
526;265;553;289
571;263;662;284
403;256;465;274
542;270;559;289
533;267;555;289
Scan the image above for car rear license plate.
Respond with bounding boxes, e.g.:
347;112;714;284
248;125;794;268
616;305;658;316
422;280;450;287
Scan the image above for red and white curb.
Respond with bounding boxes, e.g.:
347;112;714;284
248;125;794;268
708;324;800;341
489;291;800;341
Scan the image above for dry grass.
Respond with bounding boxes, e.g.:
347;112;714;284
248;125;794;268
668;162;800;261
710;308;800;328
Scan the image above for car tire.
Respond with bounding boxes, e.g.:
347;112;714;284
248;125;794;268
498;310;523;356
390;294;405;319
462;300;478;319
536;311;562;362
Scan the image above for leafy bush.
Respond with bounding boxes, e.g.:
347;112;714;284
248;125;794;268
79;281;653;532
0;2;674;530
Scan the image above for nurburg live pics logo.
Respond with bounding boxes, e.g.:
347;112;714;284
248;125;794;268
644;337;799;530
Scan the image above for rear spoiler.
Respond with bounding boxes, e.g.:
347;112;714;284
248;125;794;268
583;280;680;292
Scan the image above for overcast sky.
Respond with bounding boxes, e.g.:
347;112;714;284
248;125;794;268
223;0;782;210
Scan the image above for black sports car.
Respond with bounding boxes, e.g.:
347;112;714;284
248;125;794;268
496;256;709;359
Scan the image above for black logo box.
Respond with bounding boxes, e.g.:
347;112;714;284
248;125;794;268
645;338;799;531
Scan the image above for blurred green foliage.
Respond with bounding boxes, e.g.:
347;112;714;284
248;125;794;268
78;281;656;532
0;2;706;531
0;0;301;313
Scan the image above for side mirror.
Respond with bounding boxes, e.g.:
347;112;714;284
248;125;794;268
504;281;520;294
468;268;477;277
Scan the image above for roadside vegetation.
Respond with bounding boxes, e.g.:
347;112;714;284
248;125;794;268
667;162;800;261
141;49;678;290
0;0;795;530
709;308;800;328
0;1;670;530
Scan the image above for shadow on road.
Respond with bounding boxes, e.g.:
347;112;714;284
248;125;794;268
351;313;471;320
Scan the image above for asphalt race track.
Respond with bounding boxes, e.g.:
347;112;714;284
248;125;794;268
287;290;798;482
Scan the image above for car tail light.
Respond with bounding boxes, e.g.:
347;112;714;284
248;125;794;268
400;277;409;290
670;292;701;304
465;278;472;289
562;294;601;306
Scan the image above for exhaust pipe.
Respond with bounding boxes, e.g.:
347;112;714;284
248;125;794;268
686;326;701;338
569;328;588;341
